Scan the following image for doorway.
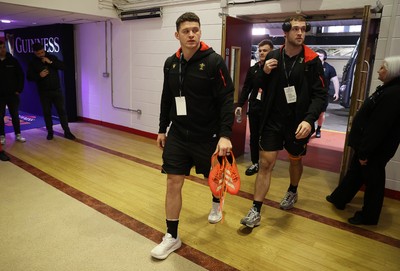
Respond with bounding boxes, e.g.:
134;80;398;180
224;7;381;173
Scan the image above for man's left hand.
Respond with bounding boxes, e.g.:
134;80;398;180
216;137;232;156
295;121;311;139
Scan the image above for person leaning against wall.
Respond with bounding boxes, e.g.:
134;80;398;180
27;43;75;141
326;56;400;225
235;39;274;176
240;15;326;228
151;12;234;260
314;49;340;138
0;40;26;145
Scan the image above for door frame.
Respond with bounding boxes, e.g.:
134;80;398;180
339;5;382;181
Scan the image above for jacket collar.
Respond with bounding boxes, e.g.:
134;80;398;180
279;44;318;63
175;41;210;58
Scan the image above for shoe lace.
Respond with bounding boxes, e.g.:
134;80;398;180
210;204;220;216
161;234;175;246
246;208;259;220
248;164;257;170
282;192;294;203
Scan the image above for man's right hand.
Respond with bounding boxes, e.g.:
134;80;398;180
157;133;166;150
235;107;242;116
40;69;49;78
263;58;278;74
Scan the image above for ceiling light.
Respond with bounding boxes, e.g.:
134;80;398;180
1;19;11;23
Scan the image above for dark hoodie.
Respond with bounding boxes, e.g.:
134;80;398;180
27;52;65;92
348;76;400;161
0;52;24;97
259;45;326;135
159;42;234;142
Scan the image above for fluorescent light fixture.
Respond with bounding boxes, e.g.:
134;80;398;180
252;28;267;36
1;19;11;23
120;7;162;21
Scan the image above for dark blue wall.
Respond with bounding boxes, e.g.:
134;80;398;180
4;24;77;121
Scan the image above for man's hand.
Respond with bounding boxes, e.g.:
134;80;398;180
235;107;242;116
263;58;278;74
40;69;49;78
295;121;312;139
333;93;339;101
215;137;232;156
157;133;166;150
359;159;368;166
41;57;52;64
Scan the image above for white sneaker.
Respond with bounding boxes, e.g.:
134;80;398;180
280;191;298;210
16;134;26;143
208;202;222;224
0;136;5;145
151;233;181;260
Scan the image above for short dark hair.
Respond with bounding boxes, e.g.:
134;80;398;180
284;15;307;24
258;39;273;49
176;12;200;31
0;40;4;46
32;42;44;52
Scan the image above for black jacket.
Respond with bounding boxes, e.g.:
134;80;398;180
159;42;234;142
237;62;264;113
0;52;24;97
259;45;326;134
27;53;64;91
349;76;400;161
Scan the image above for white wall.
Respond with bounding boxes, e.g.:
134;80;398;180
75;0;400;191
75;1;223;133
1;0;117;18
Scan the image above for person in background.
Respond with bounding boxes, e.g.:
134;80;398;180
235;39;274;176
240;15;326;228
0;144;10;161
27;43;75;141
151;12;234;259
314;49;340;138
0;40;26;145
326;56;400;225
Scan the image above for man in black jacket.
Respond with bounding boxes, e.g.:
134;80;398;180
27;43;75;140
0;40;26;145
151;12;234;260
241;16;326;228
235;39;274;176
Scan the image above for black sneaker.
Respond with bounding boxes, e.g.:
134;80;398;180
0;151;10;161
47;132;54;140
245;163;259;176
64;132;76;140
315;129;321;138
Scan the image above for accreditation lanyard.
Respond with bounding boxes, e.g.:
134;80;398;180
176;53;187;116
282;48;300;87
178;53;185;97
282;49;299;104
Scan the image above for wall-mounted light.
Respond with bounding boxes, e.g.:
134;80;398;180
1;19;11;24
120;7;162;21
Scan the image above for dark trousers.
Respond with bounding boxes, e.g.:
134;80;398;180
0;95;21;136
248;109;260;164
39;90;70;133
330;151;389;223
